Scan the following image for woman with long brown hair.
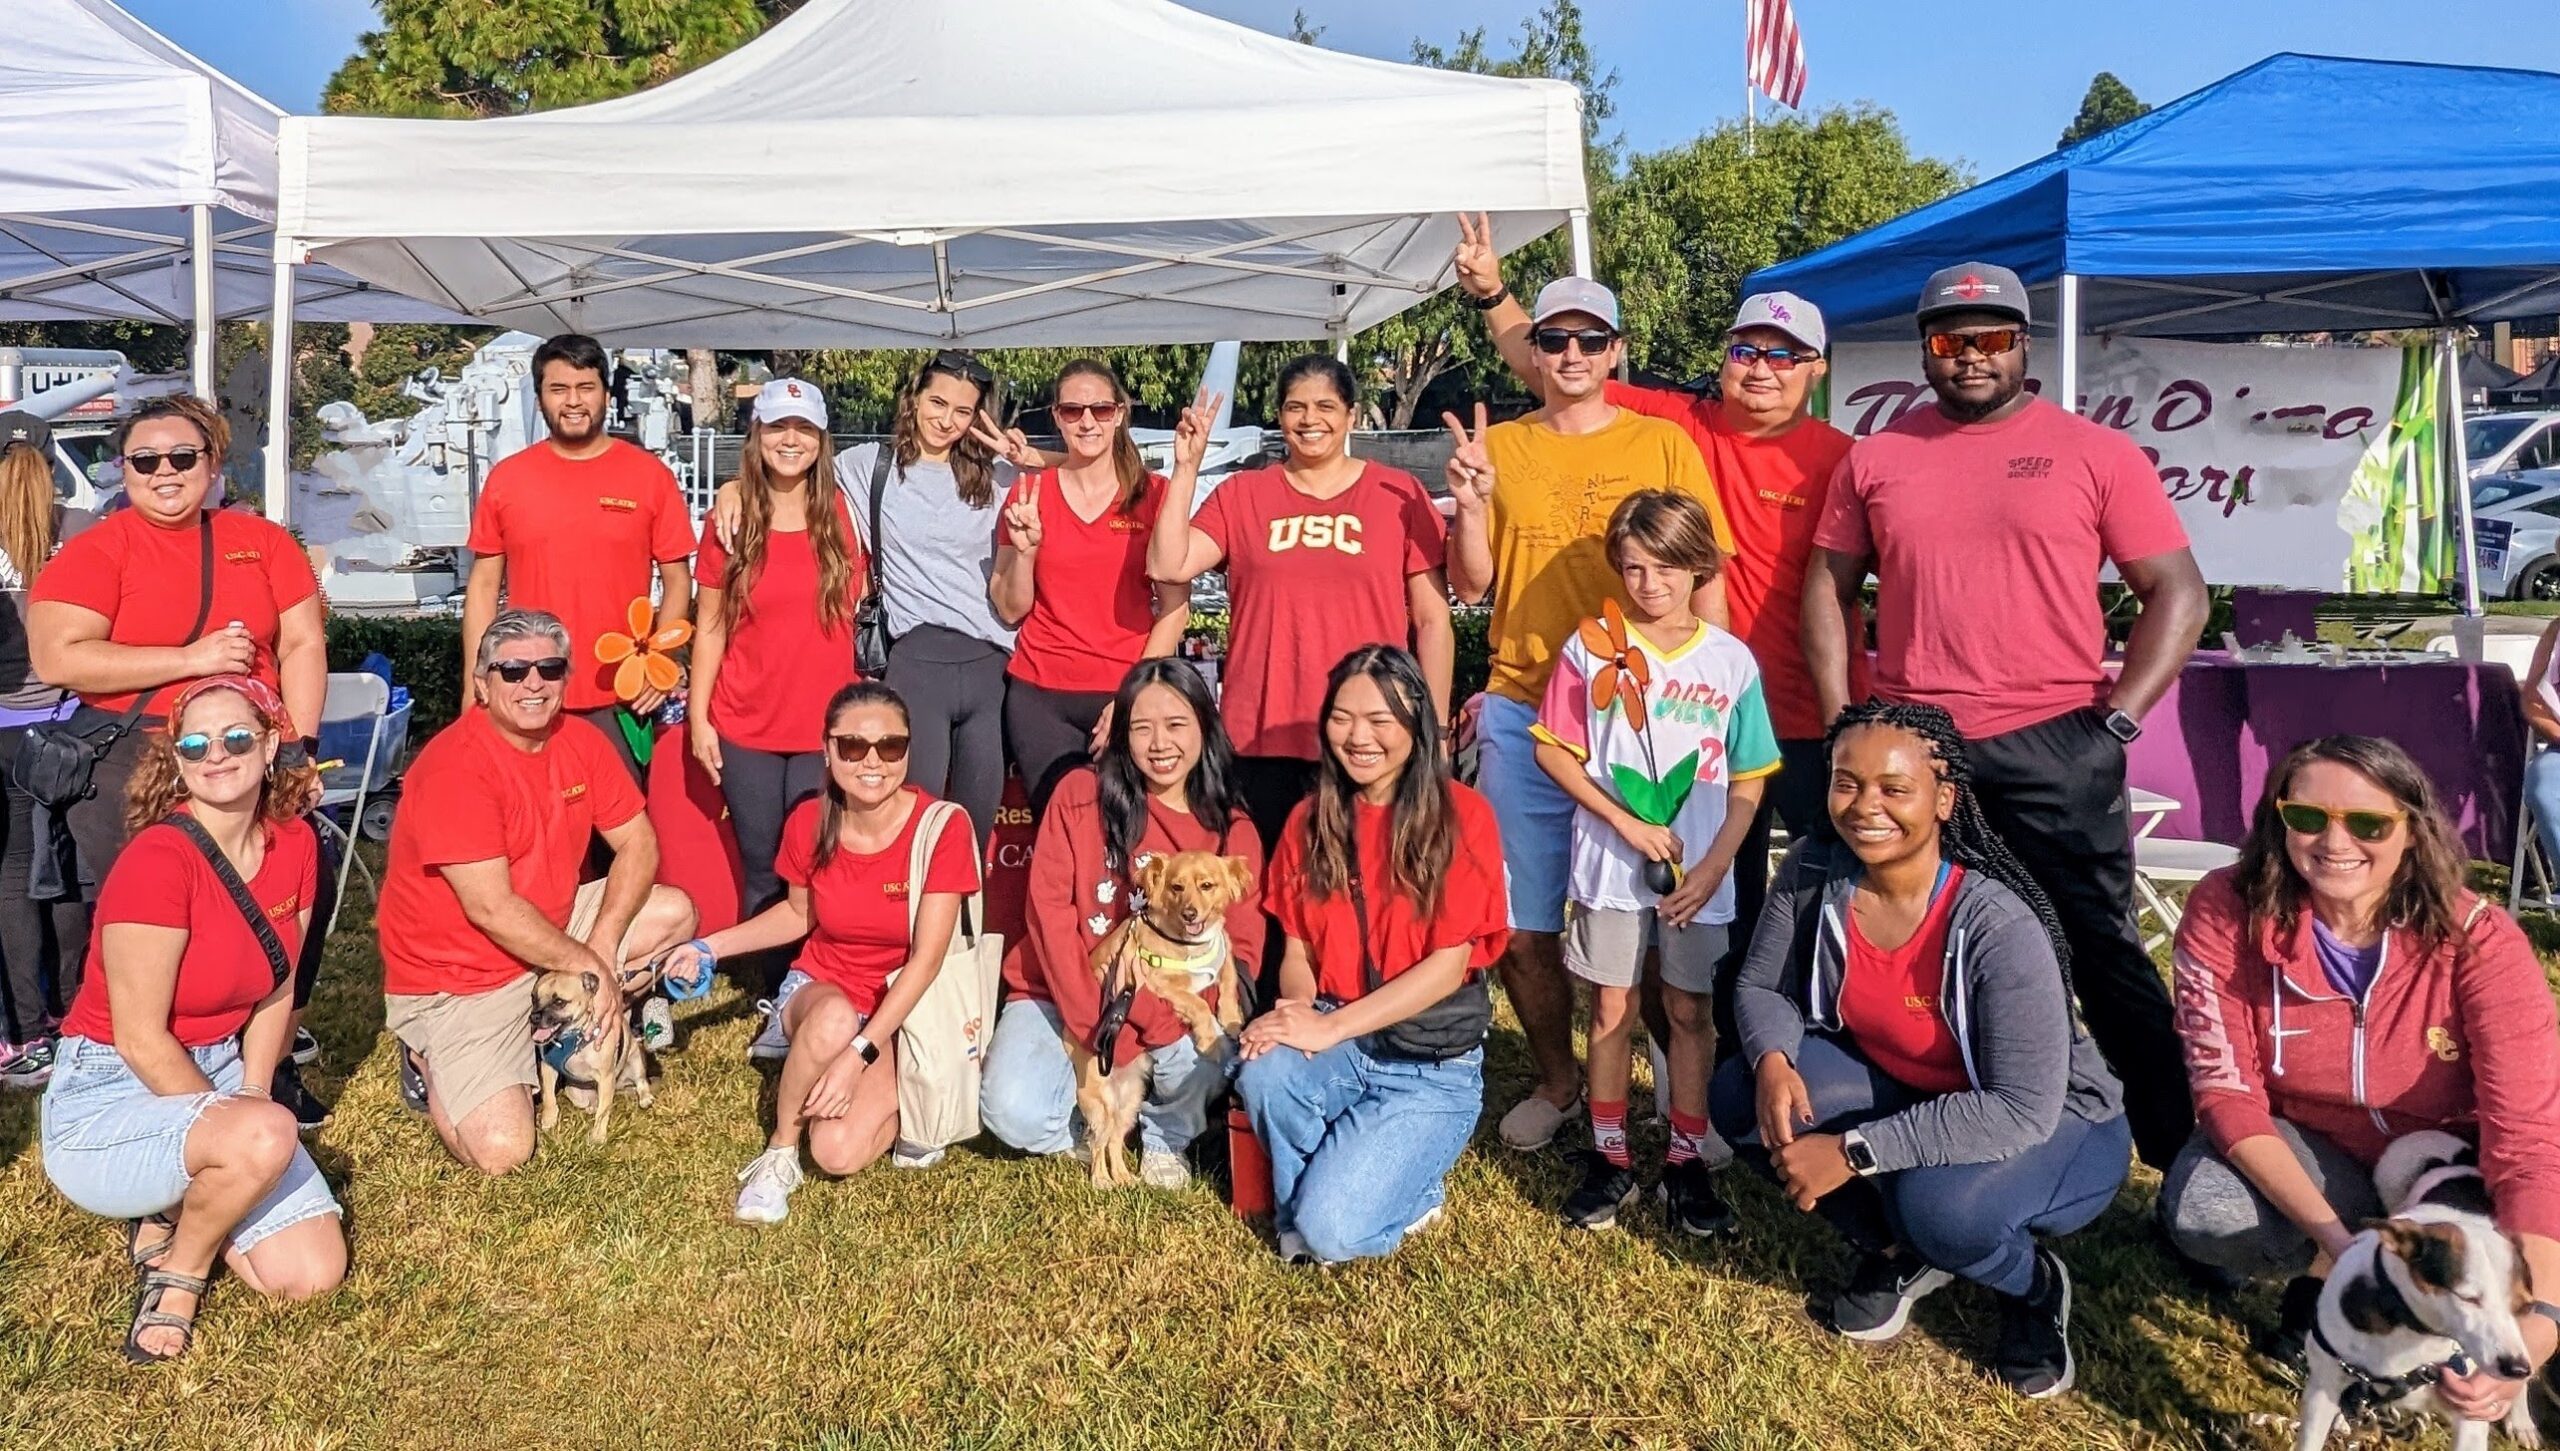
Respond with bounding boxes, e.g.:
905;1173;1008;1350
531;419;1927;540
690;379;864;973
1236;645;1509;1265
2163;735;2560;1419
990;358;1189;820
39;676;344;1362
0;412;95;1089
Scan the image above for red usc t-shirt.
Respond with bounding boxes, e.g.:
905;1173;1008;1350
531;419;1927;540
1269;784;1509;1004
776;789;982;1014
61;817;319;1048
1004;470;1166;696
694;499;863;753
1837;865;1969;1096
376;710;647;997
1192;463;1447;759
466;440;695;712
1608;383;1861;740
32;507;319;724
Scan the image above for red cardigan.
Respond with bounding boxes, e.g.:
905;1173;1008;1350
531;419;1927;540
1001;767;1265;1065
2173;867;2560;1241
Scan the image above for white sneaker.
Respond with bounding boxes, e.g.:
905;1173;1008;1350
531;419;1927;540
734;1147;803;1224
1139;1149;1190;1190
746;999;790;1062
888;1139;945;1170
1406;1204;1446;1239
1277;1230;1314;1264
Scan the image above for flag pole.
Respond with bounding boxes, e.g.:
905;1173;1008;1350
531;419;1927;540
1744;1;1756;154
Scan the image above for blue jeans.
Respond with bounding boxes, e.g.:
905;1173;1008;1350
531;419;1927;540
1237;1032;1483;1264
1473;693;1573;933
979;998;1229;1156
2527;747;2560;872
1709;1033;2130;1296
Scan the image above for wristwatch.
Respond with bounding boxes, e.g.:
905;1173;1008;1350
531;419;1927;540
850;1034;880;1066
2101;708;2143;744
1464;286;1512;313
1841;1128;1881;1177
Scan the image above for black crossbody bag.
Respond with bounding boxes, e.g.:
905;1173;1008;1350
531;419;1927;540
1348;839;1492;1062
168;815;294;998
11;519;216;810
852;446;895;679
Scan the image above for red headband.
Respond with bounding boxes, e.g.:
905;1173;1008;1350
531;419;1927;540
165;674;290;733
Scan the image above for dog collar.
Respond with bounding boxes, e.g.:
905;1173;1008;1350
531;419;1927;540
538;1025;596;1089
1134;931;1226;989
2309;1299;2472;1418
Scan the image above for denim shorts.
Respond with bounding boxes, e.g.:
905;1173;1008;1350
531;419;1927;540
40;1034;342;1252
1474;692;1574;933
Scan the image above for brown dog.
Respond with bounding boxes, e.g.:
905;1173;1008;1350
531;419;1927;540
530;968;654;1145
1069;850;1253;1188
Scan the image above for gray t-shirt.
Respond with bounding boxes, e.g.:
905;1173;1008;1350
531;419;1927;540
837;443;1018;651
0;506;95;712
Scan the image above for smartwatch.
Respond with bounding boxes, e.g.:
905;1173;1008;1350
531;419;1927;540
275;735;319;769
850;1034;880;1067
1464;286;1512;313
2101;708;2143;744
1841;1128;1880;1177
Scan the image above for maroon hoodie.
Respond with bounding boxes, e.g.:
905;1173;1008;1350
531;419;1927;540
2173;866;2560;1242
1000;767;1264;1066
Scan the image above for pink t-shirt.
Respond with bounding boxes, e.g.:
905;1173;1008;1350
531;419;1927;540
1814;397;2189;741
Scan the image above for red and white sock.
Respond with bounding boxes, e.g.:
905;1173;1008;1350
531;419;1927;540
1665;1109;1728;1169
1590;1099;1631;1168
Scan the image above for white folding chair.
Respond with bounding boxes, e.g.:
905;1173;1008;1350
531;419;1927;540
2133;836;2242;953
314;672;392;936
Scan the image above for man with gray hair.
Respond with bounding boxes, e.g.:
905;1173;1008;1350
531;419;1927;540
376;608;697;1175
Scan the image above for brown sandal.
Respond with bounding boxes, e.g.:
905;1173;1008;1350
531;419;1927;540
125;1214;176;1278
124;1268;208;1364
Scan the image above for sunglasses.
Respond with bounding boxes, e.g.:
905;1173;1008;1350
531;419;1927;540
2274;799;2408;843
174;726;261;764
122;447;206;477
931;350;994;388
488;656;571;684
1532;327;1619;357
1727;342;1819;371
829;732;912;765
1052;401;1124;426
1924;328;2025;359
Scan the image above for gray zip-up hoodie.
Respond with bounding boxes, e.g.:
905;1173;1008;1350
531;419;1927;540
1733;840;2125;1176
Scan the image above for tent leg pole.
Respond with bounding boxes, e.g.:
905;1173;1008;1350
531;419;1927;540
2446;332;2481;616
189;204;216;401
2058;272;2080;416
1568;209;1592;279
264;254;297;528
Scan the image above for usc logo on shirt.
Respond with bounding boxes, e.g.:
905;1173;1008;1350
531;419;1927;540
883;881;911;901
598;496;639;512
562;782;589;803
1267;513;1362;555
223;549;264;565
268;894;300;921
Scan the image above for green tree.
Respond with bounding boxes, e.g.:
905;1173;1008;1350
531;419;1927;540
1601;106;1967;384
2058;71;2149;148
324;0;794;117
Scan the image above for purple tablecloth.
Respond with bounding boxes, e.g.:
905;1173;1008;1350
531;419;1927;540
2123;652;2527;860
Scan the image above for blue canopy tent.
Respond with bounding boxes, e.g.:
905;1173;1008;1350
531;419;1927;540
1745;53;2560;610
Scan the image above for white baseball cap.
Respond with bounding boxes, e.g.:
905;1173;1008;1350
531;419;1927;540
753;377;828;431
1529;276;1622;331
1729;291;1827;355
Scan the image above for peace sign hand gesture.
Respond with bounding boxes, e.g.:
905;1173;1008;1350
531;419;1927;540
1172;388;1224;474
1453;213;1504;301
1003;489;1043;554
1441;403;1495;514
969;415;1040;469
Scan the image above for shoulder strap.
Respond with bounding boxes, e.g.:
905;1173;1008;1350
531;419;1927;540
167;815;293;995
862;445;893;600
903;798;979;944
1346;831;1383;996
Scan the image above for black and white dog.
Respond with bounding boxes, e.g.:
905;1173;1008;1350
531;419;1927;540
2297;1130;2542;1450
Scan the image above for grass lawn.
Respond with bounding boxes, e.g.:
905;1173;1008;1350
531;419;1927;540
0;882;2537;1451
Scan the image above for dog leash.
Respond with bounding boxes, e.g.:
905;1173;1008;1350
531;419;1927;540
2309;1315;2474;1419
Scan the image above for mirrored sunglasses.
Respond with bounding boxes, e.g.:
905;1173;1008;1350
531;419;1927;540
175;726;261;764
1726;342;1818;371
1924;328;2024;359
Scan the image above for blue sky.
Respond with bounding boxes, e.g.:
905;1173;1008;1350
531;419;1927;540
131;0;2560;181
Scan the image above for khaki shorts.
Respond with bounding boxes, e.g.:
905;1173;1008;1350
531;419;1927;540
1563;906;1730;994
383;885;609;1124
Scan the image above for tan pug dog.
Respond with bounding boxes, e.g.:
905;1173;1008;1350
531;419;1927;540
1070;850;1254;1189
530;968;654;1145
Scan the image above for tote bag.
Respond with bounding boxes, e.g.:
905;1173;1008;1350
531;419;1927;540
890;799;1003;1153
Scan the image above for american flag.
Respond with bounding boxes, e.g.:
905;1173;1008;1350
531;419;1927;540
1745;0;1807;110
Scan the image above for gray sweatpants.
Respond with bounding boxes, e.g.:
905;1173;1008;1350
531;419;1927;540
2156;1121;2384;1279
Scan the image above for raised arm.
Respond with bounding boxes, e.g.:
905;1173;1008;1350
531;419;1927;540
1441;405;1497;605
1147;390;1229;584
1452;213;1542;398
988;480;1039;628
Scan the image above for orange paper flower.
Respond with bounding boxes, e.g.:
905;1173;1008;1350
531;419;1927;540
1575;598;1651;728
595;597;692;703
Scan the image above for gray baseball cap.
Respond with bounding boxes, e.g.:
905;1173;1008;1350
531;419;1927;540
1529;276;1621;331
1729;291;1826;354
0;411;49;455
1915;263;2031;326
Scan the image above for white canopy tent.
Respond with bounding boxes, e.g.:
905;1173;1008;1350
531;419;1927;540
269;0;1591;520
1;0;469;398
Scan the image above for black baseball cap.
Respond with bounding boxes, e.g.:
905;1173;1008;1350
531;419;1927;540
0;411;49;455
1915;263;2031;327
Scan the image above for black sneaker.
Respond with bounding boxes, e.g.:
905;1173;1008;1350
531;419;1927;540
271;1058;332;1131
290;1026;322;1067
2254;1274;2322;1373
1992;1247;2075;1399
398;1049;429;1116
0;1037;56;1091
1560;1150;1639;1230
1657;1158;1737;1238
1831;1248;1954;1342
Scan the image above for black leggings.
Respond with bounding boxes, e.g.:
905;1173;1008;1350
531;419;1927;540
1004;676;1112;823
717;739;828;919
0;726;89;1041
1232;754;1319;1009
883;624;1009;851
